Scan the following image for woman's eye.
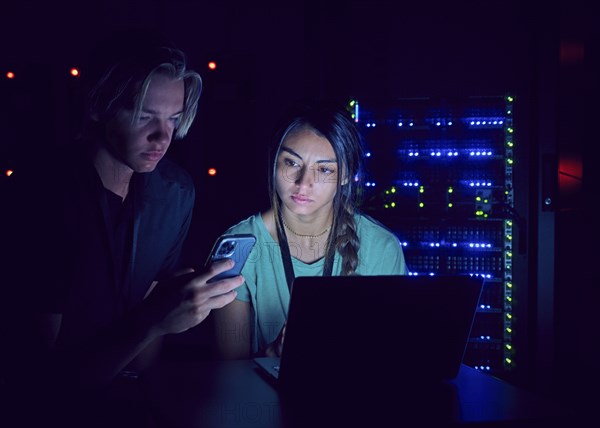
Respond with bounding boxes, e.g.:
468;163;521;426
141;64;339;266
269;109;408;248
284;158;300;167
319;166;335;175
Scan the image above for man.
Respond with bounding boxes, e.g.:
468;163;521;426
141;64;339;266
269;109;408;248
1;38;242;392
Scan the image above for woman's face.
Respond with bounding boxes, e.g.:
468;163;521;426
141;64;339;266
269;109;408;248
275;126;339;219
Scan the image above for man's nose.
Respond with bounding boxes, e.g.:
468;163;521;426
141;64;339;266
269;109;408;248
149;119;173;143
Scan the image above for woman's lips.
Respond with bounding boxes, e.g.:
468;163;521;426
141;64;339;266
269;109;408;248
291;194;312;204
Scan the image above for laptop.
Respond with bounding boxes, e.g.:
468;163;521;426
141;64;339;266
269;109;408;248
254;274;484;396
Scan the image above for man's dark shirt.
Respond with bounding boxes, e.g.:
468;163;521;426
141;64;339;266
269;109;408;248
1;142;195;372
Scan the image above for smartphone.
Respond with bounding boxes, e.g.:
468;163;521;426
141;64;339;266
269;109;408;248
205;234;256;283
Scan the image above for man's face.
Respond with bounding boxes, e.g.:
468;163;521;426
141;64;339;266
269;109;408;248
105;73;185;173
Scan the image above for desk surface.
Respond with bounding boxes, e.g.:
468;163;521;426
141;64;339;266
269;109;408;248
139;360;569;428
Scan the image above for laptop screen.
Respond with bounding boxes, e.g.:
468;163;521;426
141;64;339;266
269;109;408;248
276;274;484;392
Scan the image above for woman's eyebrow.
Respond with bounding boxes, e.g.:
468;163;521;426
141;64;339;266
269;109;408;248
280;146;337;163
280;146;302;160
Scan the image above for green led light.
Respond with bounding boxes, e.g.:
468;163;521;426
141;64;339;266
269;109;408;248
507;127;513;133
391;187;396;193
385;190;390;195
506;141;513;147
507;96;514;103
419;202;424;208
507;158;514;165
506;313;513;319
448;203;453;208
391;202;396;208
448;187;453;193
506;327;512;333
419;186;424;193
506;220;513;226
505;344;512;350
506;251;512;258
506;282;513;288
507;109;512;115
505;358;513;364
506;296;512;302
476;196;482;202
349;100;356;107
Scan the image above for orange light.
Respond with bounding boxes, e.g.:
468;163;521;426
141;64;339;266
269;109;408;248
6;169;14;177
70;68;80;77
208;61;217;70
208;168;217;176
6;71;15;79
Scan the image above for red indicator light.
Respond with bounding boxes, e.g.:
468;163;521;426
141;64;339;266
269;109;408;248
6;170;14;177
70;68;80;77
208;61;217;70
208;168;217;176
6;71;15;79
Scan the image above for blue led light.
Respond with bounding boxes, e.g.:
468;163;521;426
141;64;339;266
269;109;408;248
468;181;492;187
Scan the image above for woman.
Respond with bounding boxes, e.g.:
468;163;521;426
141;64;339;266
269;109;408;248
213;103;408;359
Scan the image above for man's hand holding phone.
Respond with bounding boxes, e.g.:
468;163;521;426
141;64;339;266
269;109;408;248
142;259;245;338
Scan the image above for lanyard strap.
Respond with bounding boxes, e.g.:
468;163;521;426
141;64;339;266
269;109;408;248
276;211;335;291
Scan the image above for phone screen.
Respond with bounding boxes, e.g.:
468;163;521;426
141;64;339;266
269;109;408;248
206;234;256;282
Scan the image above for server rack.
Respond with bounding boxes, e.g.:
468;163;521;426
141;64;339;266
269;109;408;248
352;96;518;377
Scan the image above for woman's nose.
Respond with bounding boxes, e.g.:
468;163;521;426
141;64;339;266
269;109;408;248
295;166;314;187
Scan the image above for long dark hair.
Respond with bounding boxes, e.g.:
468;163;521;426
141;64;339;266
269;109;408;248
269;102;365;275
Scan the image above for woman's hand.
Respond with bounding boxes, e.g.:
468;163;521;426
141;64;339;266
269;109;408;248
264;323;286;357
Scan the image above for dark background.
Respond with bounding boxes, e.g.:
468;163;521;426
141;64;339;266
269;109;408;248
1;0;597;412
